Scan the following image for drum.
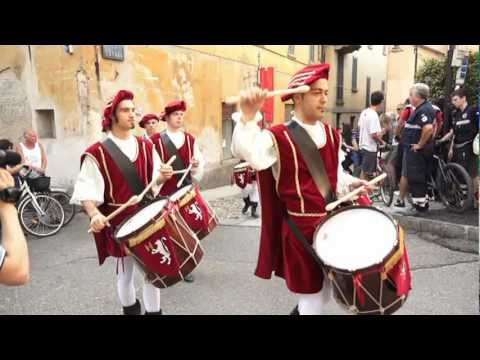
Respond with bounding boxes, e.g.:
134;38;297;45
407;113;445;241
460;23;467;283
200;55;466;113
114;198;203;288
232;162;253;189
314;205;411;315
169;184;219;240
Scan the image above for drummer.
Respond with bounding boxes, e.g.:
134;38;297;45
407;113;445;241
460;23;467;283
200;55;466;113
231;63;374;315
150;99;205;283
232;161;260;218
139;113;160;141
70;90;173;315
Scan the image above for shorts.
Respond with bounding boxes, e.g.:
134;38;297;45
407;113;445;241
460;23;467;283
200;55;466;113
360;149;377;175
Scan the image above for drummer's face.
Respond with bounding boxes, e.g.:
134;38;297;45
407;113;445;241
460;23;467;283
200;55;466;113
114;100;136;130
299;78;329;121
167;111;185;129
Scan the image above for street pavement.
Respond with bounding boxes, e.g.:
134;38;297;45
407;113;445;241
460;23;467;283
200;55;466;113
0;198;477;315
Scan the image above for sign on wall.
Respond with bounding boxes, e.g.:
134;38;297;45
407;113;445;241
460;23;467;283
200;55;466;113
101;45;125;61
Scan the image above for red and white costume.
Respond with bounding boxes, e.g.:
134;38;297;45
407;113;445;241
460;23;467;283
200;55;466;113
150;100;205;196
231;64;357;314
71;90;164;313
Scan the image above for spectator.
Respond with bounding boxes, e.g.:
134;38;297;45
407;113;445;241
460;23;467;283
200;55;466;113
446;88;479;199
358;91;387;180
0;139;23;187
341;123;355;174
0;168;30;285
398;83;435;215
351;121;362;177
394;99;415;207
15;129;47;178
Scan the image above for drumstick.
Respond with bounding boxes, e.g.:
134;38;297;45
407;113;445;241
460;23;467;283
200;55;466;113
177;163;192;188
87;156;176;233
135;155;177;203
225;85;310;105
325;173;387;212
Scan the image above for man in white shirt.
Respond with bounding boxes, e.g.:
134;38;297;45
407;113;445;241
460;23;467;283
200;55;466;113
70;90;173;315
358;91;387;180
231;63;373;315
150;100;205;283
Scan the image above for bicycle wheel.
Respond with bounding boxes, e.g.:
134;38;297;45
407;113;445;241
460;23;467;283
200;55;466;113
437;163;474;213
19;195;65;237
379;164;395;207
50;191;76;225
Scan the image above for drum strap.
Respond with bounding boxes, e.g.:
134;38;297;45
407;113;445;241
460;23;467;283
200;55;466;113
160;131;192;186
286;217;324;268
286;121;336;204
102;138;151;203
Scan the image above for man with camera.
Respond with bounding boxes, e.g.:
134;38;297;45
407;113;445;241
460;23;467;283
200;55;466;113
0;164;30;285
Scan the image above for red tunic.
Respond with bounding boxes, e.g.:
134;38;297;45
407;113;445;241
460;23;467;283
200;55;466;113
150;131;196;196
255;121;341;294
81;136;154;266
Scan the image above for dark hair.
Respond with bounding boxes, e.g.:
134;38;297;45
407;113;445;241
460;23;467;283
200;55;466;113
0;139;13;150
370;91;384;106
451;87;467;99
404;98;410;105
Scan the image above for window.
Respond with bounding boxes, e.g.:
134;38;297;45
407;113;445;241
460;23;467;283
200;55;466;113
309;45;315;63
350;116;356;129
101;45;125;61
285;104;294;122
320;45;326;62
352;57;358;92
288;45;295;57
36;109;56;138
336;113;341;130
336;53;345;105
365;77;371;108
222;103;236;160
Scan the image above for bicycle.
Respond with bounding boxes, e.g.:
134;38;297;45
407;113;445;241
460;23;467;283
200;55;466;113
16;169;65;237
369;144;395;207
392;142;474;213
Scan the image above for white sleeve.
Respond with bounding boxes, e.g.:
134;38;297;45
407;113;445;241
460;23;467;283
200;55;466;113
336;145;358;198
369;114;382;134
70;156;105;206
230;111;277;171
191;141;205;182
151;147;163;197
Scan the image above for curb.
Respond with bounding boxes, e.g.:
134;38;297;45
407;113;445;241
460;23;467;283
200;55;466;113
392;214;479;254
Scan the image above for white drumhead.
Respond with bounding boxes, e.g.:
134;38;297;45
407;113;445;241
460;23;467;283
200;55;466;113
234;162;250;170
314;208;397;271
169;184;194;202
116;199;168;238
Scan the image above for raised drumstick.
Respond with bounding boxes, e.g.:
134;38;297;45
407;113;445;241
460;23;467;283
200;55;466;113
87;155;176;233
325;173;387;212
225;85;310;105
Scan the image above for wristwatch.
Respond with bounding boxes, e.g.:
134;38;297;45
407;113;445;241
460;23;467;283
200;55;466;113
0;245;6;271
0;187;21;203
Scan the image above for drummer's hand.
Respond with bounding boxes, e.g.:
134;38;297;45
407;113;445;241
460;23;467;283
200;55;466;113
239;87;268;123
350;179;375;195
191;158;199;168
159;164;173;182
90;212;110;233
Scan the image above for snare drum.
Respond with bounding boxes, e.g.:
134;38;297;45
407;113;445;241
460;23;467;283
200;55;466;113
314;206;411;315
114;198;203;288
169;184;219;240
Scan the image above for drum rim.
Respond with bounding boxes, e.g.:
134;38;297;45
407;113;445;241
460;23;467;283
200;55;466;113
114;197;170;243
233;162;250;170
169;183;195;202
313;205;400;274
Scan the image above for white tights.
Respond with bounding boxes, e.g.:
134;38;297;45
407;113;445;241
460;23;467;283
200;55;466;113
116;256;161;313
297;280;333;315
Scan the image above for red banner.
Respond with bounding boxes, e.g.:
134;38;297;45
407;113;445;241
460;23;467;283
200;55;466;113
260;67;274;124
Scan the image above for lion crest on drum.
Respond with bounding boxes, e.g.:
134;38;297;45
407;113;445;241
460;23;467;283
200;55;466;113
150;237;172;265
187;202;203;221
237;173;245;186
